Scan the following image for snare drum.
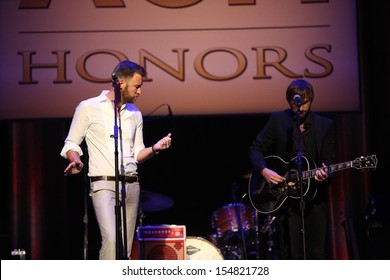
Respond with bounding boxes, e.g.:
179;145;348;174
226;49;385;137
186;236;224;260
211;203;255;243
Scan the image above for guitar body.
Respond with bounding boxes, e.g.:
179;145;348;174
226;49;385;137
248;155;316;215
248;154;378;215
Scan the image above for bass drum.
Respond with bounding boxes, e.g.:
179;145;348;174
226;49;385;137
186;236;224;260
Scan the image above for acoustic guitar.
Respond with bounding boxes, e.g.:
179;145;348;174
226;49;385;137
248;154;378;215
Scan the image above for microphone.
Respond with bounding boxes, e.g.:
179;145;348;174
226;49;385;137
293;94;301;107
111;73;119;86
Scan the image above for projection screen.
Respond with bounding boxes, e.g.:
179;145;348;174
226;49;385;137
0;0;360;120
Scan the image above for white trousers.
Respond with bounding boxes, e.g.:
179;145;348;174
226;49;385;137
90;181;140;260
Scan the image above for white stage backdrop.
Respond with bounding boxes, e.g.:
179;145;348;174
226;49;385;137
0;0;360;119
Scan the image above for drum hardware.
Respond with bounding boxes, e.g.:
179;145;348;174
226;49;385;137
211;202;256;259
252;213;276;259
239;179;276;260
251;212;276;259
211;203;256;243
219;244;246;260
262;215;276;258
260;215;276;233
202;233;245;260
210;198;277;260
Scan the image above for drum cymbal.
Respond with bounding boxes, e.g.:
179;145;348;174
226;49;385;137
139;190;174;212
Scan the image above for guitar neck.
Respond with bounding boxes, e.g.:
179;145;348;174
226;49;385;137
303;161;353;180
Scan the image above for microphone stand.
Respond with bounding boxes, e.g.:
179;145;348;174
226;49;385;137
82;143;89;260
118;117;129;259
112;75;127;260
295;103;307;260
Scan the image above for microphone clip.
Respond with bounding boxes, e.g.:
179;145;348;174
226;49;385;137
293;94;302;107
111;73;119;87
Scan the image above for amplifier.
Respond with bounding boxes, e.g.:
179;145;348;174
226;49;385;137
137;225;186;260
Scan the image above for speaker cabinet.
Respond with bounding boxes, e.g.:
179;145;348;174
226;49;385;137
137;225;186;260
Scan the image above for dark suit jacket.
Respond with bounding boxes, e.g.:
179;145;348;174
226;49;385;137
249;109;335;203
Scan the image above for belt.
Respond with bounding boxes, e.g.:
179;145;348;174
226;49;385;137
90;175;139;184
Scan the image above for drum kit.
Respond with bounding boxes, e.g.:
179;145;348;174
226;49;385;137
137;174;276;260
209;203;257;260
183;202;258;260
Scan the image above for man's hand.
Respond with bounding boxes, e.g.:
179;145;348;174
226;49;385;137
261;167;285;184
64;160;84;176
314;163;328;181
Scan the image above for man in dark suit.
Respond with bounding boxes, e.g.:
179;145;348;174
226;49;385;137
249;79;335;259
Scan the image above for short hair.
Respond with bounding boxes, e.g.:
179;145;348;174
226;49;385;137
112;60;147;79
285;79;314;103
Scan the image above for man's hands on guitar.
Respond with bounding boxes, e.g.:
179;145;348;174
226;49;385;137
261;168;285;184
314;163;328;182
260;162;328;184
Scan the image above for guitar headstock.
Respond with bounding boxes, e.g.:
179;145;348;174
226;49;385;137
352;155;378;170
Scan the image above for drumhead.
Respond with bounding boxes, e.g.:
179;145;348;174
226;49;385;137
186;236;224;260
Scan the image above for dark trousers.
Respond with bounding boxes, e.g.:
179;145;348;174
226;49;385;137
272;201;328;259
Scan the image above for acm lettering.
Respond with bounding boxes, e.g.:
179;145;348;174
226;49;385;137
19;0;256;9
18;45;333;84
18;50;71;84
252;44;333;79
